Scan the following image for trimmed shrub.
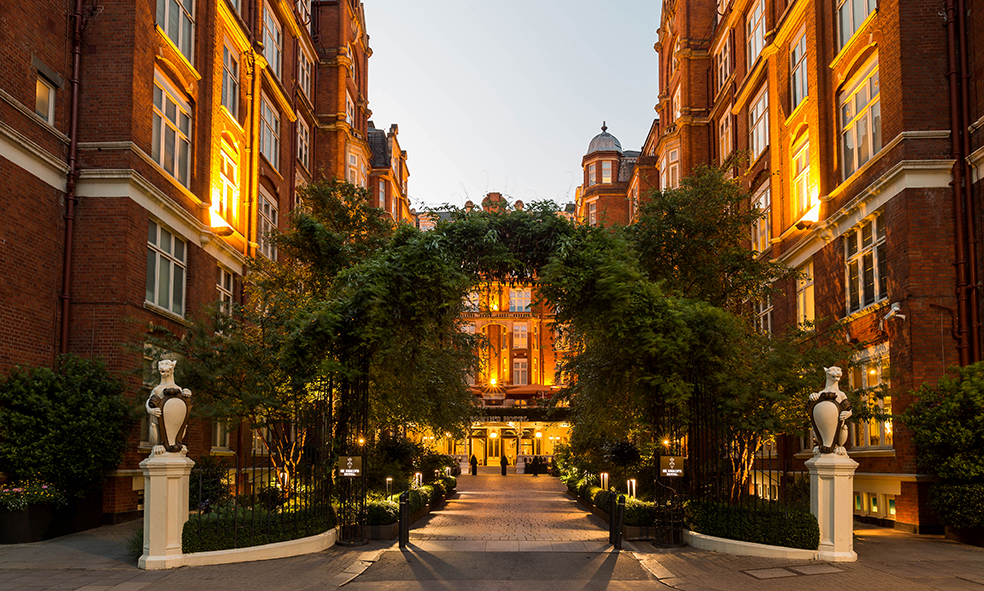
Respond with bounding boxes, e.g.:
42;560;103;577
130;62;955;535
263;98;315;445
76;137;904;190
684;499;819;550
583;485;603;506
624;498;659;527
429;480;446;500
594;490;612;511
182;505;336;553
367;499;399;526
419;485;436;506
441;475;457;494
929;482;984;528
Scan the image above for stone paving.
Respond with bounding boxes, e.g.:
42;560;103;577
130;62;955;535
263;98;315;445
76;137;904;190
409;473;609;545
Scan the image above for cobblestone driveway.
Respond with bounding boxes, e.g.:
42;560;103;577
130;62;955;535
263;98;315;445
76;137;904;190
410;474;608;544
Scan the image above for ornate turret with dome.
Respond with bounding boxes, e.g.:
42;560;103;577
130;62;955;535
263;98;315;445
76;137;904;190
586;122;623;154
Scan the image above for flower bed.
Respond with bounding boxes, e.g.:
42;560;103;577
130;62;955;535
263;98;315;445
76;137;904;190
0;488;103;544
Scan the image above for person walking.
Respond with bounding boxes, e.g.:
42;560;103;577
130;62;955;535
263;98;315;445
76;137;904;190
470;455;478;476
500;454;508;476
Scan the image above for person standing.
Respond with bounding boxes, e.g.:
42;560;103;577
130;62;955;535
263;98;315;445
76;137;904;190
470;455;478;476
500;454;508;476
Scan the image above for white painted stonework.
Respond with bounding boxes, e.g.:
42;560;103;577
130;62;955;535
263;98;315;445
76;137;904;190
807;452;859;562
139;450;195;570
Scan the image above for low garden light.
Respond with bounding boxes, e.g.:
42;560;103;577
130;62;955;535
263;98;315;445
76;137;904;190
386;477;392;495
600;473;609;489
414;472;422;487
627;479;637;498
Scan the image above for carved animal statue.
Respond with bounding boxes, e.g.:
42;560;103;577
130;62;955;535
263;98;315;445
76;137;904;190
808;366;853;454
145;359;192;455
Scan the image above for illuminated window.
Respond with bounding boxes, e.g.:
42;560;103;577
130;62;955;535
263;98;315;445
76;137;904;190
257;188;278;260
749;86;769;160
751;182;771;255
715;36;731;92
513;323;528;349
838;0;876;50
146;221;187;317
298;50;312;99
845;214;887;313
465;291;480;312
513;359;528;386
259;95;280;168
601;161;612;184
221;44;239;118
252;426;269;455
346;93;355;126
347;152;364;186
216;266;234;314
263;7;283;79
587;162;597;186
796;261;814;327
840;61;880;179
792;140;812;218
719;113;732;164
754;295;772;334
791;29;808;109
660;148;679;189
888;497;896;516
212;420;232;450
35;76;55;124
673;86;682;121
152;74;192;187
296;118;310;170
509;288;531;312
588;201;597;226
156;0;195;63
217;147;237;221
854;492;863;511
747;0;765;65
295;0;310;30
378;180;386;209
850;355;892;448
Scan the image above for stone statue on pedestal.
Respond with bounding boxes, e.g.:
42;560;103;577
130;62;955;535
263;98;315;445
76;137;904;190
145;359;193;455
807;366;853;455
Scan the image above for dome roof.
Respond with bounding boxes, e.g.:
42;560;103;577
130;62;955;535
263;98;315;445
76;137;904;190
586;122;622;154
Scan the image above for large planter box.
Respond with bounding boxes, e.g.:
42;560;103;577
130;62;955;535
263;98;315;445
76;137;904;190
568;490;658;541
945;525;984;547
0;489;103;544
368;522;399;540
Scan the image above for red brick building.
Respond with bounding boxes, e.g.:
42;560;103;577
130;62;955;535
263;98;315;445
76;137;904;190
0;0;403;521
645;0;982;532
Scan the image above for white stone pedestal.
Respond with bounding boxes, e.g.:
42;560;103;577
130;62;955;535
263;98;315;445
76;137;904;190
138;451;195;570
516;457;526;474
806;452;858;562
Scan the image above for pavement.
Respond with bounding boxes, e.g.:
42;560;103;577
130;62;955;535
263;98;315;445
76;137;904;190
1;473;982;590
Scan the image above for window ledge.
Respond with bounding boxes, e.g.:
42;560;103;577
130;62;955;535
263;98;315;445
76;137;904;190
848;447;895;458
210;449;236;457
842;298;889;324
144;301;193;327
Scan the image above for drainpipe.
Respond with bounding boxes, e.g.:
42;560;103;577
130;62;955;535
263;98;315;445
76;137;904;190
59;0;87;355
956;0;980;362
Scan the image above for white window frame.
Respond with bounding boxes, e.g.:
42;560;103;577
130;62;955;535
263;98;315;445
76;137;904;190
146;220;187;317
848;353;892;449
378;179;386;209
749;87;769;161
257;188;279;260
509;288;531;312
839;61;881;179
790;29;808;110
718;113;732;164
35;76;55;124
212;420;232;451
715;36;731;92
296;117;310;170
298;49;312;100
152;73;193;188
221;42;240;118
601;161;612;184
295;0;310;30
792;139;812;218
260;94;280;169
796;261;815;327
845;213;887;314
513;323;528;349
156;0;195;63
217;266;234;314
587;162;597;187
513;359;529;386
588;201;597;226
747;0;765;66
837;0;877;50
346;93;355;126
754;295;772;334
217;145;237;222
660;148;680;190
263;6;283;80
751;182;771;255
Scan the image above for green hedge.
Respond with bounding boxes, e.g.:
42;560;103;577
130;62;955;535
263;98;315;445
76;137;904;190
624;498;660;527
182;505;336;553
441;475;457;493
367;499;399;526
593;489;612;511
930;482;984;528
583;485;603;506
684;499;819;550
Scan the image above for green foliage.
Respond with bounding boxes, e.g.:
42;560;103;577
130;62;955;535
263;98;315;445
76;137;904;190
366;499;399;526
593;489;612;511
901;362;984;481
125;526;144;560
0;479;67;511
418;484;436;505
441;475;457;494
0;355;133;498
389;488;429;514
684;499;819;550
430;480;446;499
624;498;660;527
584;485;604;506
928;482;984;528
189;456;231;512
182;505;335;553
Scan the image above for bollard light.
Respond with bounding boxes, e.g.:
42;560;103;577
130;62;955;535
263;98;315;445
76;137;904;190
414;472;422;487
386;477;393;496
600;473;609;490
627;479;637;498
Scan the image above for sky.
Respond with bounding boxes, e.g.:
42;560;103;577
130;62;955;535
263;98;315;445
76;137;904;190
362;1;663;210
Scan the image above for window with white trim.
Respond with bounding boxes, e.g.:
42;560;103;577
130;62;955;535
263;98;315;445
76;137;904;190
212;420;232;450
513;323;528;349
601;161;612;184
465;291;480;312
660;148;680;189
263;7;283;79
259;95;280;169
588;202;597;226
754;295;772;334
751;182;771;255
216;266;234;314
257;188;278;260
378;180;386;209
673;86;682;120
347;152;364;186
35;76;55;124
845;214;887;314
792;139;812;218
749;87;769;160
747;0;765;66
146;220;187;317
587;162;597;186
715;36;731;92
791;29;808;110
509;288;531;312
346;93;355;126
838;0;876;50
156;0;195;63
718;114;732;164
295;0;310;30
221;43;239;118
217;145;237;221
152;74;193;187
296;117;310;170
849;355;892;448
298;50;312;99
796;261;815;327
391;191;399;219
839;62;880;179
513;359;528;386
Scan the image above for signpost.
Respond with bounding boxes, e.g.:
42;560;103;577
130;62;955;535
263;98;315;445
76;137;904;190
339;456;362;478
660;456;684;478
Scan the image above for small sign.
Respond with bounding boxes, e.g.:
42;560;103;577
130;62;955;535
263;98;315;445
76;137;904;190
339;456;362;478
660;456;684;478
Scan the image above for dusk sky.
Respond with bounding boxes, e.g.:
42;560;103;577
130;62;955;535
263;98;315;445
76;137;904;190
363;1;663;210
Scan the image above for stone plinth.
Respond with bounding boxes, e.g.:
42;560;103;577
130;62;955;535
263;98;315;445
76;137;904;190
138;451;195;570
806;452;858;562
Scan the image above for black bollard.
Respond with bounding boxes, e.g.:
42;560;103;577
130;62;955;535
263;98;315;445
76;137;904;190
608;492;617;545
399;490;409;548
614;495;626;550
